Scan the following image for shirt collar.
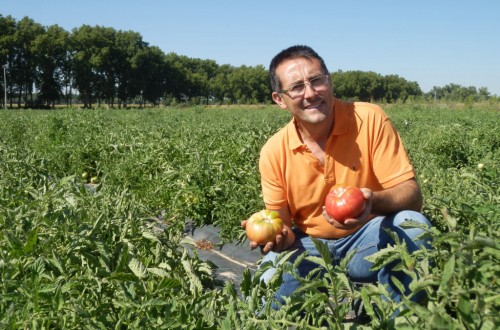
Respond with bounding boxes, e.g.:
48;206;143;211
287;97;352;151
287;119;305;150
331;98;351;136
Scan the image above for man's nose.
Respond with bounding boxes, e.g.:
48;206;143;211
303;82;318;98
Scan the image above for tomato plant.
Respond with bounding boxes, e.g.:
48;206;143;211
325;185;366;222
0;105;498;328
245;210;284;245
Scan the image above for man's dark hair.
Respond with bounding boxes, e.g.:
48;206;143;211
269;45;330;93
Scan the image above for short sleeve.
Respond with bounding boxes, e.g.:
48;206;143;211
259;143;288;209
372;117;415;188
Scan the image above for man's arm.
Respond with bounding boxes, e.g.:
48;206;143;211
371;178;423;215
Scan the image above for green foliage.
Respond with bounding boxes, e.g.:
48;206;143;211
0;174;218;328
3;14;498;110
332;70;423;102
0;104;499;328
0;15;272;108
429;83;492;102
387;104;499;233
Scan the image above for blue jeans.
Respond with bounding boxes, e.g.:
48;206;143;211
260;210;432;309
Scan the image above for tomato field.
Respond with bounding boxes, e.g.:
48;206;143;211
0;103;499;329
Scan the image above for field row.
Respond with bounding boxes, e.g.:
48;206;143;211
0;104;498;328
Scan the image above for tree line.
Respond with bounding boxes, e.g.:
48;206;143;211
0;15;495;109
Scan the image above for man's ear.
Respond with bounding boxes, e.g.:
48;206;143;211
272;92;288;109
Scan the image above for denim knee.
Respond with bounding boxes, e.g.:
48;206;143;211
382;210;432;251
259;252;278;285
392;210;431;228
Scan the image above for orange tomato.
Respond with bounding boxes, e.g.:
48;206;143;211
245;210;284;245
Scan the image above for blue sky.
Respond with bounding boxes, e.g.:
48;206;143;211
3;0;500;95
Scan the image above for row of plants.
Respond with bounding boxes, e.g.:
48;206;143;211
0;104;498;328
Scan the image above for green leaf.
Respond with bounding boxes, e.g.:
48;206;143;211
181;259;202;293
482;247;500;259
5;231;23;255
89;213;105;236
361;289;377;319
114;242;130;272
438;254;455;295
467;236;498;250
220;318;232;330
300;292;328;310
160;277;182;291
274;248;298;267
311;237;333;264
409;277;438;294
399;219;430;231
142;231;161;243
480;320;497;330
48;251;65;275
147;267;169;278
391;275;405;298
457;296;474;324
109;272;137;281
294;279;328;295
404;299;431;319
336;272;354;293
180;236;197;246
484;293;500;304
32;257;46;276
441;208;457;230
239;267;252;296
305;255;327;269
128;258;148;279
364;245;401;271
39;283;58;294
23;228;38;254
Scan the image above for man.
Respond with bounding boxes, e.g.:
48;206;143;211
242;45;431;310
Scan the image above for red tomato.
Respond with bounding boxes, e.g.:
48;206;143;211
325;185;366;223
245;210;284;245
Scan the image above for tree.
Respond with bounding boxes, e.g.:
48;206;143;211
1;15;493;108
182;58;218;105
210;64;235;104
164;53;191;102
113;30;147;107
332;70;422;102
427;83;489;102
244;64;270;104
70;25;101;108
478;87;490;100
383;74;422;102
332;70;384;101
33;24;69;107
131;45;168;106
227;65;269;104
12;17;44;108
0;15;17;108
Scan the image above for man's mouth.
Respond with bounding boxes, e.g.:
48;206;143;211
304;100;323;110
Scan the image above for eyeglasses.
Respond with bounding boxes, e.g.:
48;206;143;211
279;74;330;97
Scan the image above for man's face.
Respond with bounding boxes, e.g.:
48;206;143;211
272;57;334;125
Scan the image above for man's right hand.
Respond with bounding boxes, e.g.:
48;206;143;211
241;220;295;254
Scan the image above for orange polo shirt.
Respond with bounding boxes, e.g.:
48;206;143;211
259;98;415;238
